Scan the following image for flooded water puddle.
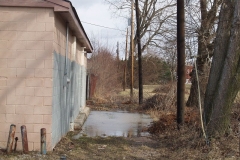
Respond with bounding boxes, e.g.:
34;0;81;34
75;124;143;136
76;111;153;138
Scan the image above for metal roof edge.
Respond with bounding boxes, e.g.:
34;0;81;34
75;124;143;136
61;0;93;53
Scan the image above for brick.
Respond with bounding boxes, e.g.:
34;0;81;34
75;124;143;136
0;106;6;114
16;87;34;96
44;97;52;106
0;31;17;40
24;115;43;124
46;23;54;31
0;49;15;58
7;59;26;68
37;10;54;23
10;50;25;59
8;22;28;31
25;96;43;106
0;123;10;132
28;133;40;143
0;22;9;31
27;22;45;31
0;142;7;149
34;87;44;96
6;114;24;123
5;105;15;114
26;60;44;69
44;78;52;87
26;41;45;50
33;124;51;133
11;50;35;60
33;142;41;151
0;114;5;122
35;32;53;41
7;78;25;86
36;50;52;60
35;69;52;78
0;89;7;104
0;59;7;68
0;69;16;77
0;80;6;86
17;68;34;78
43;115;52;124
28;142;34;151
0;132;6;140
24;50;36;59
0;40;8;49
53;42;60;53
35;88;52;97
26;78;43;87
34;106;51;115
45;41;53;52
5;11;22;22
7;95;25;105
24;13;37;22
7;41;26;50
7;89;15;97
44;59;53;69
16;32;36;41
0;12;10;21
16;124;34;133
16;105;34;114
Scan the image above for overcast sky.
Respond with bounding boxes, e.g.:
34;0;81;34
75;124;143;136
69;0;128;56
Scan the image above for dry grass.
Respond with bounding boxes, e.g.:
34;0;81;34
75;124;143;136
1;85;239;159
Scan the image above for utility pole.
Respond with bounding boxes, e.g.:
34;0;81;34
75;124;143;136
130;0;134;102
177;0;185;125
116;42;120;70
123;28;129;91
135;0;143;104
116;42;119;61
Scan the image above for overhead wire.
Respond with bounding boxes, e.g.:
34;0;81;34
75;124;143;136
81;21;126;32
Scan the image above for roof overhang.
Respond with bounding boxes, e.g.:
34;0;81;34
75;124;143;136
0;0;93;53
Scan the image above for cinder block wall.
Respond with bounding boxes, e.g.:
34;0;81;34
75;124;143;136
52;14;87;148
0;7;54;151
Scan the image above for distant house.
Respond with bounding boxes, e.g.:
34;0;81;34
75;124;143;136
0;0;92;151
186;65;193;84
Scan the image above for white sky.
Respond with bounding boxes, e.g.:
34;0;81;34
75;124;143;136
69;0;128;57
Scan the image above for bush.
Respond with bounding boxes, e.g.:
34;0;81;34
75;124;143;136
143;83;176;110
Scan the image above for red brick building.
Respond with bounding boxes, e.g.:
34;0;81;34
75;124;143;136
186;65;193;84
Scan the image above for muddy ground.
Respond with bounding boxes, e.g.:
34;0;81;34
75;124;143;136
0;103;239;160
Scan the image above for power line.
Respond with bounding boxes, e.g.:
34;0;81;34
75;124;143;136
81;21;126;32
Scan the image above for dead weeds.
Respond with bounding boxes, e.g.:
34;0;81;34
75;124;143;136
0;87;239;159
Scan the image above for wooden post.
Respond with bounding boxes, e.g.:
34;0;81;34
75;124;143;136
135;0;143;104
177;0;186;125
40;128;46;155
21;125;29;154
123;28;129;91
117;42;120;70
13;137;18;152
6;124;16;154
130;0;134;101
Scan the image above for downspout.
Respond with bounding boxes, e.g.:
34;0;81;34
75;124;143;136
64;22;70;132
65;22;69;78
70;36;76;131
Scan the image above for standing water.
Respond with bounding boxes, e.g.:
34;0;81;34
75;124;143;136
78;111;153;138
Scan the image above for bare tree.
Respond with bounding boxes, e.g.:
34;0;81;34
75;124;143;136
204;0;240;137
186;0;222;107
88;36;122;99
105;0;176;53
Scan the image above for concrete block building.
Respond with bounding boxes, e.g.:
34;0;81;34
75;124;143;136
0;0;92;151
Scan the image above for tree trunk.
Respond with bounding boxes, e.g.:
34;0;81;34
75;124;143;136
204;0;240;137
187;0;221;107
